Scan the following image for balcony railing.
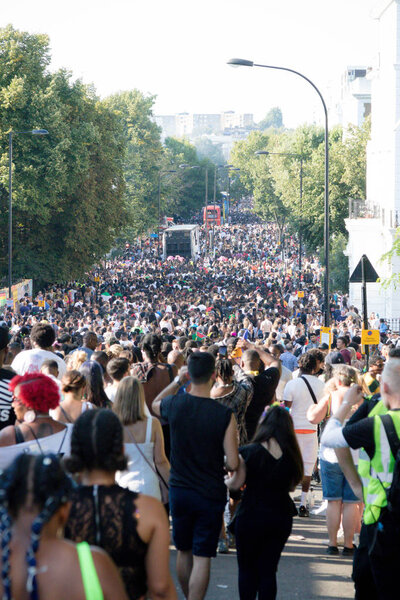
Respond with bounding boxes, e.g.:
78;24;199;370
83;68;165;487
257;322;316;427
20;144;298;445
348;198;400;229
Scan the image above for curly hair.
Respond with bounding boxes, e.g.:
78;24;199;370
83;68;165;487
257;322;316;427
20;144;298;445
8;372;60;412
64;409;127;474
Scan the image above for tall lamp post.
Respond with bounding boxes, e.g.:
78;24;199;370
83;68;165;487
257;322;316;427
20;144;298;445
227;167;240;222
212;165;236;252
179;163;208;249
255;151;303;271
8;129;49;299
228;58;330;326
158;169;176;257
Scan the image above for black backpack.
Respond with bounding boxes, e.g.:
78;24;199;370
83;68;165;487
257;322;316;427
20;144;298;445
369;414;400;559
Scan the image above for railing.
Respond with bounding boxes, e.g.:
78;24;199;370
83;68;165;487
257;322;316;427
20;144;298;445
387;318;400;333
348;198;400;229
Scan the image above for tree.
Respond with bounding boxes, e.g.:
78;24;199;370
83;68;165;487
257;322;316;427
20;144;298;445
163;137;216;219
0;25;127;286
194;137;225;165
257;107;283;131
103;90;164;238
230;130;289;240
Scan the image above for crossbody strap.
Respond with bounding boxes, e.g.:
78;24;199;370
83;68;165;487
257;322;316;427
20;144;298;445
300;375;318;404
60;404;74;423
380;414;400;458
125;426;169;490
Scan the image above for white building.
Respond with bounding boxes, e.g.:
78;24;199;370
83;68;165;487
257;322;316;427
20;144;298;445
345;0;400;323
339;67;371;130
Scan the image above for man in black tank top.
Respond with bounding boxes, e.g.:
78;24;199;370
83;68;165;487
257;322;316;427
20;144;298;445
153;352;239;600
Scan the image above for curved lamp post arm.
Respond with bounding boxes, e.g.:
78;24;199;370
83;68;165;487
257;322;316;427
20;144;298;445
228;58;330;326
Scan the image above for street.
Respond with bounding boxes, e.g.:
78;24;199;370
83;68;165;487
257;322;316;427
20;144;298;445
170;484;354;599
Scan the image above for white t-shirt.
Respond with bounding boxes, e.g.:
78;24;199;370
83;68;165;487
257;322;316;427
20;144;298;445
283;375;325;431
11;349;67;379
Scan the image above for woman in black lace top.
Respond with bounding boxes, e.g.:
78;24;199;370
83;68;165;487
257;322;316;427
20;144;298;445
64;409;177;600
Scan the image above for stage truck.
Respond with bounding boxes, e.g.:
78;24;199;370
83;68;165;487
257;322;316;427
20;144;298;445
162;224;200;261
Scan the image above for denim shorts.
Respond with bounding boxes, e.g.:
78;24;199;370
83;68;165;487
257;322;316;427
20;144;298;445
320;459;359;503
169;486;225;557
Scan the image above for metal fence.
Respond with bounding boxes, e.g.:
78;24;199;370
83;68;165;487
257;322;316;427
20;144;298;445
348;198;400;230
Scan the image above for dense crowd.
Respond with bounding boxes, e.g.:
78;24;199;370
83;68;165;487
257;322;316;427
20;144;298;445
0;209;399;600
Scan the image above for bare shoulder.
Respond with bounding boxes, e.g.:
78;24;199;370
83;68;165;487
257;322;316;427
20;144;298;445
0;425;16;446
135;493;166;521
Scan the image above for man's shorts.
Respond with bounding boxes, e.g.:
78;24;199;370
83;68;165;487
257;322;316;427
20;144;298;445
169;486;225;557
320;459;359;502
295;432;318;476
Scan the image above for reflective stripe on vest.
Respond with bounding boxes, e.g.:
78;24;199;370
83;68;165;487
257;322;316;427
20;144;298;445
364;411;400;525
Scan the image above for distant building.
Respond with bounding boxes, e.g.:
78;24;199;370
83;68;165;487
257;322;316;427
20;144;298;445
154;111;254;140
220;111;254;130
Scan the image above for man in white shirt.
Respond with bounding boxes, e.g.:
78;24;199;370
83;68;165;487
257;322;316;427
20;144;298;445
11;323;66;379
284;351;325;516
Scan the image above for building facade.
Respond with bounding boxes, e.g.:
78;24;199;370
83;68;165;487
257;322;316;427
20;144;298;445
346;0;400;321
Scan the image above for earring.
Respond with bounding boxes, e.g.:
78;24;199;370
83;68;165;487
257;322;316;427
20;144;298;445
24;410;36;424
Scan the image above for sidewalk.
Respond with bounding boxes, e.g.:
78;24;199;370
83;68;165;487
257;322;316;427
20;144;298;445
170;483;355;599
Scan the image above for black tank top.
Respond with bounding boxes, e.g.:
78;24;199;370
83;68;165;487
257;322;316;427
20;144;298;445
65;485;147;599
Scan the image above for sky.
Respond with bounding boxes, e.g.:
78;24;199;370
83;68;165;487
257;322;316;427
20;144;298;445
1;0;379;128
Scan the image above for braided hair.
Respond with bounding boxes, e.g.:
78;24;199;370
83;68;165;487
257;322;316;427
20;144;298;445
215;358;233;384
0;453;73;600
64;409;128;474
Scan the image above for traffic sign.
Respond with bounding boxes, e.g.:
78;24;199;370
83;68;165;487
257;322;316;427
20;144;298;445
361;329;380;345
350;255;379;283
320;326;332;348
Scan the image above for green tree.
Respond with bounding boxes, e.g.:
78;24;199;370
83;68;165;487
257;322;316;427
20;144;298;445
104;90;164;239
194;137;225;165
230;130;289;240
0;25;127;286
163;137;215;219
257;107;283;130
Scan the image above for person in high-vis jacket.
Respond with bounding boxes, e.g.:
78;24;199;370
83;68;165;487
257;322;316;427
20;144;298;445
321;359;400;600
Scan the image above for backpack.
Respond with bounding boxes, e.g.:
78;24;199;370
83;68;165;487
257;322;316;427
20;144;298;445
369;414;400;560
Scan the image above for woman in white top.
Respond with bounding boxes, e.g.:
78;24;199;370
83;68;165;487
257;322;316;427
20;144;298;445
0;372;71;469
52;370;93;424
307;365;361;555
113;377;170;500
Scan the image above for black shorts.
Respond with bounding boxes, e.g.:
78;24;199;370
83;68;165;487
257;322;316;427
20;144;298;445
169;486;225;557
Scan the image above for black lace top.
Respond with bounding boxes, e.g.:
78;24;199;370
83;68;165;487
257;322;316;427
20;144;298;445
65;484;148;600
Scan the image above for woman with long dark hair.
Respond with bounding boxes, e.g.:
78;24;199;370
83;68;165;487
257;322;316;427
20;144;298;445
225;405;303;600
79;361;110;408
0;453;128;600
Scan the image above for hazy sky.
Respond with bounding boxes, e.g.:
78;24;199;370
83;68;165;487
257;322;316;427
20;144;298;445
2;0;379;127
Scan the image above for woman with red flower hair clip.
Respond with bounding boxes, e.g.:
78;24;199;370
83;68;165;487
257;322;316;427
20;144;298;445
0;372;71;468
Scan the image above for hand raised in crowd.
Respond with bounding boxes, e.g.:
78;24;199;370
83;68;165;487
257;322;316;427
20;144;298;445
343;384;364;407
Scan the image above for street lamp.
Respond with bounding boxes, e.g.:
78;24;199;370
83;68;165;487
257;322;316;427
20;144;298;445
255;151;303;271
8;129;49;299
228;57;330;326
227;167;240;222
180;163;210;252
158;169;176;257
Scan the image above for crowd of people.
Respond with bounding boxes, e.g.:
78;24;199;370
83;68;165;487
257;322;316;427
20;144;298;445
0;208;399;600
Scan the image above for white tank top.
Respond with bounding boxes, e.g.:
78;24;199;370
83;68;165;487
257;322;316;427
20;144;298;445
116;417;161;501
